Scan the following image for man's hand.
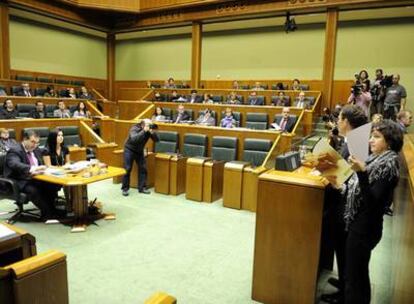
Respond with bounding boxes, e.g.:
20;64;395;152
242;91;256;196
348;155;366;172
30;165;47;175
143;124;150;132
316;152;338;172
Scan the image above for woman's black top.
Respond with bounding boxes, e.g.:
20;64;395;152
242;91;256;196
43;145;69;166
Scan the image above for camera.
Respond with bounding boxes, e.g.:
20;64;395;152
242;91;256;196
351;84;363;95
380;75;393;88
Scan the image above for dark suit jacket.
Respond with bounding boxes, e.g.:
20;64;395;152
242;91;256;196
187;95;202;103
172;112;190;123
0;108;18;119
28;109;46;119
274;116;296;132
4;143;44;190
16;89;33;97
249;97;264;106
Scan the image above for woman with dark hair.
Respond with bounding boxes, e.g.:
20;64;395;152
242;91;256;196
343;119;403;303
44;86;58;98
73;101;91;118
152;106;166;122
358;70;370;90
43;128;70;167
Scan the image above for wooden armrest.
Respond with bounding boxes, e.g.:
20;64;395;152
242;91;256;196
244;166;269;175
5;250;66;279
205;160;225;168
225;161;249;171
88;142;117;148
113;149;124;154
145;292;177;304
155;153;173;160
187;157;211;165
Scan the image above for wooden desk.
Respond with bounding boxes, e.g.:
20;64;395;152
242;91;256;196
34;166;125;233
0;223;36;266
252;169;328;304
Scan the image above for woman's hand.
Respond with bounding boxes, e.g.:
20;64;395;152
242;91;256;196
348;155;366;172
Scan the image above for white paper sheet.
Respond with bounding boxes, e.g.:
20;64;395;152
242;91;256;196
347;123;372;162
0;224;18;242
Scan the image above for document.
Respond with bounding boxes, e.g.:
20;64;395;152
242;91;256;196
271;122;281;130
311;139;353;187
0;224;18;242
347;123;372;162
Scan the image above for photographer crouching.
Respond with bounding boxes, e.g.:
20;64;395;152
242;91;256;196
121;119;159;196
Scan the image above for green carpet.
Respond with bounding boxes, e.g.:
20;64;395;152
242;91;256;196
1;178;396;303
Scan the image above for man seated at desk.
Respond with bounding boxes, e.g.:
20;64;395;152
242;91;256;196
195;108;215;126
4;130;61;219
272;107;296;133
16;83;33;97
53;100;71;118
28;101;46;119
0;128;17;153
173;104;190;124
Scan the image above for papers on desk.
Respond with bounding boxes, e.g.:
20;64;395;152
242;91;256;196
44;161;91;176
271;122;281;130
0;224;18;242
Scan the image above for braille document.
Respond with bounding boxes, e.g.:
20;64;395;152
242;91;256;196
0;224;18;242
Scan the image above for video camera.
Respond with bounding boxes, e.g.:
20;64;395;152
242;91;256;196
380;75;393;88
149;123;158;130
351;83;363;95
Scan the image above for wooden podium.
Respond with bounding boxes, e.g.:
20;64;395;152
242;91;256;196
252;168;328;304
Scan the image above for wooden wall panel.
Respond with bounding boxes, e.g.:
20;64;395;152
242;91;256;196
0;3;10;79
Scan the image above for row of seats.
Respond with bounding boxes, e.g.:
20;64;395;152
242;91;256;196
7;103;79;118
1;86;85;98
7;126;82;147
156;108;298;130
155;132;272;167
150;83;310;90
153;94;315;106
14;75;85;86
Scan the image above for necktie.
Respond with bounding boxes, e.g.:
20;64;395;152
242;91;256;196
27;152;36;166
280;119;287;131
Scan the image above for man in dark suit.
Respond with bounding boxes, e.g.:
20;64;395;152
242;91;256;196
187;90;202;104
248;91;264;106
173;104;190;123
4;130;59;219
28;101;46;119
16;83;33;97
294;91;312;109
273;107;296;132
319;105;367;304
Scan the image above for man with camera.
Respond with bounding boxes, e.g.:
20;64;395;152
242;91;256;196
347;82;371;116
121;119;159;196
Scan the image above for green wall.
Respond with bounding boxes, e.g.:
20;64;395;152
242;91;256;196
116;35;192;80
201;24;326;80
9;17;107;79
335;18;414;108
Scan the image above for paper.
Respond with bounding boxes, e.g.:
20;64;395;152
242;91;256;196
0;224;18;242
347;123;372;162
271;122;281;130
312;139;353;187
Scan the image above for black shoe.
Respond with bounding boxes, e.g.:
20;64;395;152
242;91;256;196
139;189;151;194
327;277;341;290
122;190;129;196
320;291;343;304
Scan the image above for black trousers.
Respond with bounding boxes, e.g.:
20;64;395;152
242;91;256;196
22;180;58;217
344;229;381;304
121;148;147;191
383;104;400;121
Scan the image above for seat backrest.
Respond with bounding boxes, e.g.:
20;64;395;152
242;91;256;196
0;152;6;176
37;77;52;83
212;95;222;103
154;131;178;153
240;85;250;90
45;105;57;117
34;88;46;96
22;127;49;147
69;105;78;114
57;126;81;146
11;86;20;95
243;138;273;167
211;136;237;162
183;133;207;157
246;113;268;130
16;104;36;118
15;75;34;82
248;95;265;105
71;80;85;86
175;109;193;120
8;129;16;139
55;79;71;85
59;89;68;97
300;84;310;91
162;108;172;120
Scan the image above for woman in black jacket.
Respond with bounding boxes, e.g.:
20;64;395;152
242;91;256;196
344;120;403;303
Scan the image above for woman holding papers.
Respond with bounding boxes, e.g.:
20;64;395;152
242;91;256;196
343;120;403;304
43;128;70;167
